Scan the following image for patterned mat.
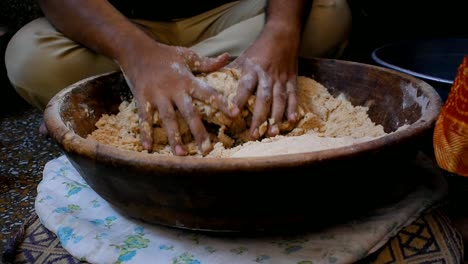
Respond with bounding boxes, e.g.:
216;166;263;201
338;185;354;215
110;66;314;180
2;208;463;264
361;209;463;263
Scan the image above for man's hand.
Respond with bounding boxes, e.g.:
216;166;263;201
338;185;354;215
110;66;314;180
230;30;298;140
119;43;239;156
230;0;308;140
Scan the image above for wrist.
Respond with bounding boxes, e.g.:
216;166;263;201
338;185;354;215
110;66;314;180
264;19;302;36
260;22;302;53
111;26;160;66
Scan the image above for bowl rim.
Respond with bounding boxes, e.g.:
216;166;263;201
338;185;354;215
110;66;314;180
372;46;452;85
371;38;468;85
44;59;442;172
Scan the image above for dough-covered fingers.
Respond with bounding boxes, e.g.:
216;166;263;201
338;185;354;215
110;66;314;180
173;93;213;155
122;70;154;151
286;80;298;123
249;73;273;140
234;72;258;110
267;82;287;137
136;100;154;151
155;97;188;156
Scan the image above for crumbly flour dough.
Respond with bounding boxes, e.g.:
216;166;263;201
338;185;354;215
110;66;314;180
87;68;387;157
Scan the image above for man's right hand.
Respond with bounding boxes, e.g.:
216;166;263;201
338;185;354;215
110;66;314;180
117;42;239;156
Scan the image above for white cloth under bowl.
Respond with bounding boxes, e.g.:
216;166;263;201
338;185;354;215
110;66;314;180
35;155;446;264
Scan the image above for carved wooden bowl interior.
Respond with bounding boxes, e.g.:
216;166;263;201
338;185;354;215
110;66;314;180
43;58;442;232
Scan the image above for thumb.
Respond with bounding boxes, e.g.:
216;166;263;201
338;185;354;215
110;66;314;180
186;52;231;73
39;121;50;138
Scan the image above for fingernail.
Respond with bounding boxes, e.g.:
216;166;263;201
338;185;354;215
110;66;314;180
268;124;279;136
288;112;298;123
200;138;213;155
250;128;259;140
143;141;152;151
175;144;188;156
230;106;240;117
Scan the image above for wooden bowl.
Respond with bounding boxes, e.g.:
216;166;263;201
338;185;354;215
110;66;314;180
43;58;442;232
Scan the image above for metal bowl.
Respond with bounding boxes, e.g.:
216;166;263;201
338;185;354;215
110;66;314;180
43;58;442;232
372;38;468;101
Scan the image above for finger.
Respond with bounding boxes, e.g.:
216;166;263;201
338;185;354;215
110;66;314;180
155;97;188;156
174;93;213;155
135;100;154;152
286;80;298;123
186;52;231;73
39;121;49;138
190;77;240;117
249;73;273;140
234;71;258;110
267;82;287;137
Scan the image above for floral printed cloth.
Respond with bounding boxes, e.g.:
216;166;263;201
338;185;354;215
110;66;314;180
35;155;446;264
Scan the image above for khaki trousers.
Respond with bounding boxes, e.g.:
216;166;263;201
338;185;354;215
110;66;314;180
5;0;351;110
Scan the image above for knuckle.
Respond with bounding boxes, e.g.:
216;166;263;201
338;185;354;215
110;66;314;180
260;83;272;99
286;82;296;94
278;73;289;83
159;110;175;121
277;91;287;101
262;93;272;104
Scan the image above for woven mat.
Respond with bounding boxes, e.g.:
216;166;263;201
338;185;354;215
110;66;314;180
2;208;463;264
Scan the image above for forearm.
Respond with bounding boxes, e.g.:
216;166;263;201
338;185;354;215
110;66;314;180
265;0;310;37
37;0;154;63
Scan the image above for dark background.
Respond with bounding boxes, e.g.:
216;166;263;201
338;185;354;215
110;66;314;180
343;0;468;62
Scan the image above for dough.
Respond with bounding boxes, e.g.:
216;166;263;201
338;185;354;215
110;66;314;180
87;68;387;157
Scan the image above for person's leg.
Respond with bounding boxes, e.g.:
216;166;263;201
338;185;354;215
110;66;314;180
5;18;119;110
299;0;352;58
188;0;266;57
187;0;351;58
190;14;265;57
133;0;266;57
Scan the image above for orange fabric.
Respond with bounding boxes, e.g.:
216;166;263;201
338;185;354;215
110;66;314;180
433;55;468;176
